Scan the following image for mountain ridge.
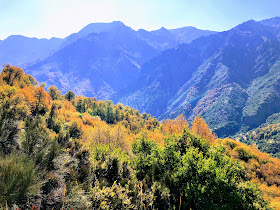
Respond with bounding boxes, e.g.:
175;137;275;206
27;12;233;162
22;21;216;100
0;35;63;65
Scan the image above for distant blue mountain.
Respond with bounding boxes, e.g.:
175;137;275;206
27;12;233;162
23;21;215;98
260;17;280;27
26;30;157;98
137;26;216;51
59;21;131;49
0;35;63;65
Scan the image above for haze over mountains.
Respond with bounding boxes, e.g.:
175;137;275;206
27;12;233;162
2;17;280;137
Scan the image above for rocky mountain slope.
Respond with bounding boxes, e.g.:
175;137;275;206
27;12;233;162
23;21;215;99
115;18;280;137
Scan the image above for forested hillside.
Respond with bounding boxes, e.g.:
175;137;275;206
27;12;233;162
1;65;280;209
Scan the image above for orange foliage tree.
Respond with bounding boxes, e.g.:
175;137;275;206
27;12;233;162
162;114;189;135
191;115;216;143
0;64;37;87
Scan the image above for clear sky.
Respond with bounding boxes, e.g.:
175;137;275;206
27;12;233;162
0;0;279;39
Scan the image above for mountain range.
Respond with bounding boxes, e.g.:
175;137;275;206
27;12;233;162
0;21;215;98
2;17;280;138
115;17;280;136
0;35;63;65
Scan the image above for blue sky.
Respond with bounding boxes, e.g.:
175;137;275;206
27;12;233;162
0;0;279;39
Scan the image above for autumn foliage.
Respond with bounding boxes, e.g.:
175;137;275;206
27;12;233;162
191;115;217;143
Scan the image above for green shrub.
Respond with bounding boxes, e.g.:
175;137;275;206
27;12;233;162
0;154;41;207
65;185;91;209
131;133;267;209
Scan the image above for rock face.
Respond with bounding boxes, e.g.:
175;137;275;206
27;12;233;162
115;18;280;136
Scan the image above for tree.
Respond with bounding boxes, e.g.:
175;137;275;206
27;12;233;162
69;121;82;139
48;86;61;100
22;118;59;168
115;106;122;122
191;115;216;143
163;114;189;135
47;103;59;132
106;101;115;124
0;86;29;154
0;64;38;87
40;82;47;88
33;87;51;115
75;97;85;113
64;91;75;101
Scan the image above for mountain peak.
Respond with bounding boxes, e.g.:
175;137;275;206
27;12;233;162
111;20;126;26
259;17;280;27
151;27;171;36
156;27;169;32
238;19;258;26
6;35;27;40
231;19;264;33
78;21;129;36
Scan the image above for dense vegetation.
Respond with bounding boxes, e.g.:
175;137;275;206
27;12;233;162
1;65;280;209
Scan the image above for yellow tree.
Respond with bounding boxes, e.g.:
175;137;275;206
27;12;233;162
0;65;37;87
191;115;217;143
48;85;62;100
162;114;189;135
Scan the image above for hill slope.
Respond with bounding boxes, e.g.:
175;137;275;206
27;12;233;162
235;112;280;158
1;65;280;209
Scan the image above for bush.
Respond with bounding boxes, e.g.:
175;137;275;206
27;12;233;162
224;138;238;149
0;154;41;207
89;144;131;186
65;185;91;209
91;182;134;209
233;146;258;162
